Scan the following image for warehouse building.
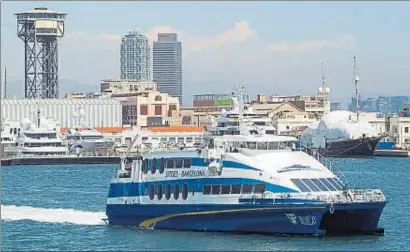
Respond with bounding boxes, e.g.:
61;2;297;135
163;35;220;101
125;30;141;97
1;98;122;128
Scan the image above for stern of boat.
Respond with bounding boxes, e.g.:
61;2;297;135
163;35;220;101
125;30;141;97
319;189;387;235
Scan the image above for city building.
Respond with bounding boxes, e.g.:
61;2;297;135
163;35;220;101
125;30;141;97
390;115;410;149
120;29;151;81
350;95;410;115
100;79;156;95
119;91;180;127
1;98;122;128
153;33;182;104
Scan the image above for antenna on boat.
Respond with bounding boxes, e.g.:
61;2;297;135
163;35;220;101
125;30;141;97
318;61;330;115
353;56;360;121
4;66;7;98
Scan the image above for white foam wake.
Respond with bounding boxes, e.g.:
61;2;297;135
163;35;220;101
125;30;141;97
1;205;107;226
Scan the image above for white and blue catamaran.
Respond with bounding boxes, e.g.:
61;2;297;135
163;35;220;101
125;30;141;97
105;87;387;235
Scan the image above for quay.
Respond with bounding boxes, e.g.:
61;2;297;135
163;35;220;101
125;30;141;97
373;150;410;157
0;155;137;166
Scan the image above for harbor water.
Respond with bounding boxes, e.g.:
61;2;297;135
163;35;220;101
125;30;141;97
2;157;409;251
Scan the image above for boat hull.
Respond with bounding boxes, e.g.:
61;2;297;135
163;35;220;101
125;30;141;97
321;137;381;157
106;203;328;235
319;201;386;234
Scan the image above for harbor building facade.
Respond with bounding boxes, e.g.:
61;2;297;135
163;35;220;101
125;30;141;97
153;33;182;104
120;29;151;81
1;98;122;128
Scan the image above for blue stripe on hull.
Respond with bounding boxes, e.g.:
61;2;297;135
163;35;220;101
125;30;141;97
320;201;386;234
108;178;297;198
106;203;327;235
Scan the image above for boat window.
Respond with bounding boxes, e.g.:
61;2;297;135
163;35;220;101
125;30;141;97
332;178;344;190
311;179;329;191
192;185;195;195
151;158;157;174
160;137;167;143
186;137;193;143
231;185;241;194
268;142;278;150
165;184;171;200
211;185;221;195
157;184;163;200
266;130;275;135
254;184;266;193
174;184;180;200
279;142;287;150
241;185;253;194
247;142;257;150
301;179;321;192
320;178;337;191
149;184;155;200
287;141;295;149
159;158;165;174
203;185;211;195
177;137;185;143
176;159;183;168
257;142;268;150
328;178;344;190
182;184;188;200
183;159;191;168
142;159;149;174
166;159;175;169
221;185;231;194
291;179;311;192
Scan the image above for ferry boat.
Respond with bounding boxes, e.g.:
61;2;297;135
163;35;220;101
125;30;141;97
104;88;387;235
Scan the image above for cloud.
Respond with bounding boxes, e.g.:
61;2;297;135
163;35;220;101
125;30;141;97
268;34;357;52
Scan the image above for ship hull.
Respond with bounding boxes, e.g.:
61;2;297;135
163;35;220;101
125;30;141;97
320;201;386;235
106;203;327;235
321;137;381;157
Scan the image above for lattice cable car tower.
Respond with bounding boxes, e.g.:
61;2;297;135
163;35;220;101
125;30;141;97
15;7;66;99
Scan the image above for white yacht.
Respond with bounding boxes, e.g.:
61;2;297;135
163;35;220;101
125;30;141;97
13;117;67;156
1;119;20;156
65;128;115;154
208;98;276;136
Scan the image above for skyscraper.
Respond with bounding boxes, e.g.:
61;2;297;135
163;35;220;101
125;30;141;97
153;33;182;104
120;29;151;81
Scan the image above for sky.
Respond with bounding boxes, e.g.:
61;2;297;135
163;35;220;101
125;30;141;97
1;1;410;106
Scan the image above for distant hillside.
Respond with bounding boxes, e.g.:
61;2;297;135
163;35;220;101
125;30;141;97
3;79;99;98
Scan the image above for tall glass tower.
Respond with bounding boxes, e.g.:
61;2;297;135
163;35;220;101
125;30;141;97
153;33;182;104
120;29;151;81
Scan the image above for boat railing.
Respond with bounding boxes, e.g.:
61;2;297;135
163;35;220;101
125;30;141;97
297;145;348;185
239;189;385;204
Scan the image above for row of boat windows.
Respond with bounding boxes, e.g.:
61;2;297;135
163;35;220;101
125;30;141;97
291;178;344;193
228;141;294;150
203;184;266;195
145;183;267;200
141;158;192;174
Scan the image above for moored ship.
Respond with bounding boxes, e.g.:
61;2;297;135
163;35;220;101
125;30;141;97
104;87;387;235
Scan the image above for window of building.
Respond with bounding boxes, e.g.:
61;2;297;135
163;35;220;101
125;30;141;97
155;95;162;101
159;158;165;174
165;184;171;200
231;185;241;194
203;185;211;195
405;127;409;133
149;184;155;200
155;105;162;115
174;184;180;200
182;184;188;200
157;184;163;200
211;185;221;195
140;105;148;115
241;185;253;194
151;158;157;174
168;104;177;117
221;185;231;194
